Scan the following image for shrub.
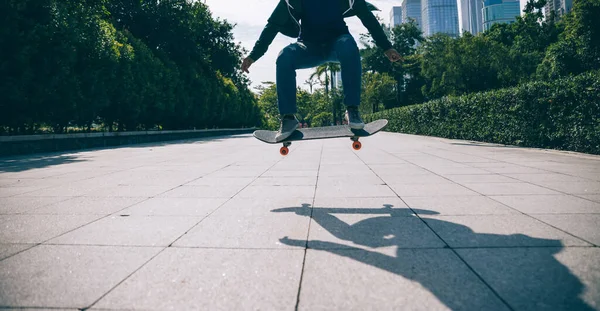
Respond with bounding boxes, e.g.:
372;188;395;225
366;71;600;154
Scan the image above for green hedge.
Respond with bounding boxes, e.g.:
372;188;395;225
365;71;600;154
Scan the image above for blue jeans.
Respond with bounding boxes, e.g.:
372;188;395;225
276;34;362;115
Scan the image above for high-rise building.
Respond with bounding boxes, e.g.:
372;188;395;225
459;0;483;34
482;0;520;31
390;6;403;28
421;0;460;37
544;0;573;18
402;0;422;28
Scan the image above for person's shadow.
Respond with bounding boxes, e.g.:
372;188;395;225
272;204;594;311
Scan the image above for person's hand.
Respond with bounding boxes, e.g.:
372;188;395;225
384;49;403;63
241;57;254;73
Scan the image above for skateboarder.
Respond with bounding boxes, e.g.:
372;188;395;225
241;0;402;141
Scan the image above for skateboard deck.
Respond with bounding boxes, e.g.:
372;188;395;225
253;119;388;155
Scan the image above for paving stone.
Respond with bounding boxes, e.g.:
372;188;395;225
1;132;599;310
312;197;411;214
47;215;200;247
0;245;160;308
422;215;591;247
85;185;173;197
389;183;480;196
444;174;519;183
0;215;101;244
457;247;600;310
174;197;312;249
236;185;315;198
93;248;303;310
307;213;445;250
158;185;244;198
579;195;600;203
403;196;518;215
379;174;452;184
0;197;69;214
119;198;226;216
318;175;384;186
534;214;600;246
0;244;34;260
298;249;510;311
0;187;41;198
315;183;396;199
490;195;600;214
461;182;561;195
261;170;319;177
481;165;551;174
367;164;432;176
185;177;255;186
251;176;317;186
532;181;600;195
505;173;591;183
27;197;145;215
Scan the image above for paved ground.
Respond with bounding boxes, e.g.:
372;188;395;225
0;132;599;310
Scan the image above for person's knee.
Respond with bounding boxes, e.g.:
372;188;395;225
276;45;297;68
336;35;359;57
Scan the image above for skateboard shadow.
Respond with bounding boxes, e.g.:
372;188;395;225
271;204;593;311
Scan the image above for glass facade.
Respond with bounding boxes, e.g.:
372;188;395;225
421;0;459;37
390;6;403;27
402;0;422;28
460;0;483;34
544;0;572;18
482;0;520;31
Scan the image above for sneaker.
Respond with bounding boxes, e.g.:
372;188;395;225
275;114;299;142
345;106;364;130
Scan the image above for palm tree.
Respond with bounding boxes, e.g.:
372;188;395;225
304;78;316;93
311;63;342;124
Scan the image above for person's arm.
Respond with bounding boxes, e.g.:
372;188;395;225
353;0;402;62
247;23;279;62
353;0;392;51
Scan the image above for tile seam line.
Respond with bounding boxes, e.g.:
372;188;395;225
370;147;517;311
426;145;600;183
295;142;324;311
83;146;288;310
384;148;599;247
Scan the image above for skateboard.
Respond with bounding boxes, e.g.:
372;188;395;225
253;119;388;155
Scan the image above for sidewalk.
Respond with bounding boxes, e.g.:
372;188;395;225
1;132;599;310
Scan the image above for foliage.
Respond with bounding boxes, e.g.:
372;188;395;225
0;0;261;135
360;20;424;108
365;71;600;154
537;0;600;79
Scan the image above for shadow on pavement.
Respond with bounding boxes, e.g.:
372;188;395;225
0;135;238;173
273;204;593;311
0;155;84;173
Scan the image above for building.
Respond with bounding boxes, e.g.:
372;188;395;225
459;0;483;34
421;0;460;37
482;0;520;31
402;0;422;28
544;0;573;18
390;6;403;28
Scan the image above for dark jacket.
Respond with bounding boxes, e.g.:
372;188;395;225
248;0;392;61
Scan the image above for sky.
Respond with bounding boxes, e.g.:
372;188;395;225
203;0;526;92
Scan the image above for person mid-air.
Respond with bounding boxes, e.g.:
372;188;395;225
242;0;402;141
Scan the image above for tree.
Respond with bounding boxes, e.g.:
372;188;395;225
360;20;424;108
537;0;600;78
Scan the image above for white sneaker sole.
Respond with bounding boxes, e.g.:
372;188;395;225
275;124;299;142
349;122;365;130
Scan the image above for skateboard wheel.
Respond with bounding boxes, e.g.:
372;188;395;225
280;146;289;156
352;141;362;150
